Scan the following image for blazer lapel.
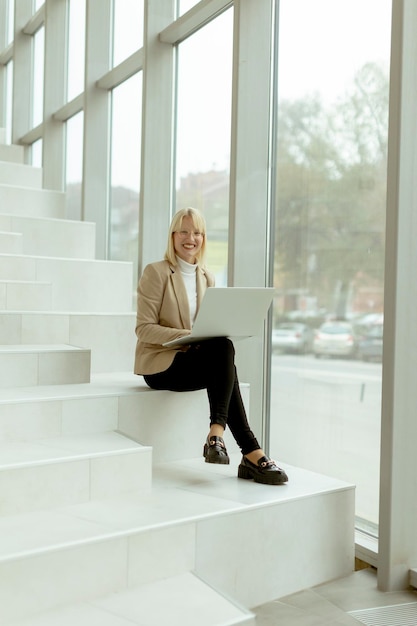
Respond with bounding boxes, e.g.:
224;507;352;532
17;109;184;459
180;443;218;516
196;267;209;311
170;265;191;329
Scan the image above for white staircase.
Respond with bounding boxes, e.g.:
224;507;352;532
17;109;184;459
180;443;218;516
0;135;355;626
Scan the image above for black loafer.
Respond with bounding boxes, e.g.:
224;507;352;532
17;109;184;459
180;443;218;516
238;455;288;485
203;436;230;465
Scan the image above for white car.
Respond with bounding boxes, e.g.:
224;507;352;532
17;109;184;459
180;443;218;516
272;323;313;354
313;322;358;358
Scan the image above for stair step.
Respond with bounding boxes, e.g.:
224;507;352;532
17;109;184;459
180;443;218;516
0;280;52;311
0;314;136;373
0;390;120;443
0;144;25;164
0;230;23;254
4;573;255;626
0;184;66;219
0;344;91;387
0;255;133;312
0;214;95;259
0;161;43;189
0;456;354;623
0;431;152;517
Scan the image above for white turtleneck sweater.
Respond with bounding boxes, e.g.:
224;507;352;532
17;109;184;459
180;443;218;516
176;256;198;324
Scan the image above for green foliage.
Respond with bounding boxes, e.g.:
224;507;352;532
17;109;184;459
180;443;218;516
275;62;388;317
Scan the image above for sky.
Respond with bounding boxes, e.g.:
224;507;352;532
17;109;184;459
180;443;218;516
278;0;392;103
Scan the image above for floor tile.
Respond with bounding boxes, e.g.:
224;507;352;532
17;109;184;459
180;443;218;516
315;568;417;612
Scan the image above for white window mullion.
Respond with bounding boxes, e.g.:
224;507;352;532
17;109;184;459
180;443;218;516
138;0;176;274
12;0;32;147
378;0;417;591
0;0;8;130
42;0;67;190
228;0;276;448
82;0;112;257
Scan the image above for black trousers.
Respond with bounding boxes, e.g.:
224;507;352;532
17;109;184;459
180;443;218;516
144;337;260;455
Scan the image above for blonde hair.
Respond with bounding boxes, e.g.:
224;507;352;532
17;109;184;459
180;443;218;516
165;207;207;267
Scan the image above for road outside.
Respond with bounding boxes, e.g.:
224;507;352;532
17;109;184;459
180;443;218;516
270;353;382;529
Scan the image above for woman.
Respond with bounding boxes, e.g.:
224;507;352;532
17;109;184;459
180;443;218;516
134;207;288;485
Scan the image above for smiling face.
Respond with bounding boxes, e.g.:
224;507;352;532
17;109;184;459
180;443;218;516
173;215;204;264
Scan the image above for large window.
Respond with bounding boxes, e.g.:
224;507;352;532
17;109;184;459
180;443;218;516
175;8;233;285
271;0;392;535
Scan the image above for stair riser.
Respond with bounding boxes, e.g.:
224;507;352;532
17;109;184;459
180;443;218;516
0;185;66;219
0;282;52;311
0;449;152;517
118;386;247;463
0;215;95;259
0;349;91;387
0;256;133;312
0;144;24;164
0;162;43;189
196;489;355;609
0;312;136;373
0;396;119;443
0;232;22;254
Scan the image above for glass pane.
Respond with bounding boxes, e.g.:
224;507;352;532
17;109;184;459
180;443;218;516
5;60;13;143
6;0;15;44
67;0;86;101
65;112;84;221
177;0;200;17
31;138;42;168
271;0;392;536
175;8;233;286
110;73;142;306
32;26;44;127
34;0;44;11
112;0;144;67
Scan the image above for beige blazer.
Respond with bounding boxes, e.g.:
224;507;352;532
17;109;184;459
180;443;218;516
134;260;215;375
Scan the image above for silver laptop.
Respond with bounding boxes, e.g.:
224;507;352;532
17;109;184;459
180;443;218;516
163;287;275;347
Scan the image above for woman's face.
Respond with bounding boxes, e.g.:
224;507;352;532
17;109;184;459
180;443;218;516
173;215;204;264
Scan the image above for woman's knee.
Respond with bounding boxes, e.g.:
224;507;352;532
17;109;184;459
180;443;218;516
200;337;235;363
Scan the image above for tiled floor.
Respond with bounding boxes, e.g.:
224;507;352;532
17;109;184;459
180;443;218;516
253;567;417;625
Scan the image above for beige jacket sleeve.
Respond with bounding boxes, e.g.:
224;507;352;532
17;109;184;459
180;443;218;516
134;260;215;375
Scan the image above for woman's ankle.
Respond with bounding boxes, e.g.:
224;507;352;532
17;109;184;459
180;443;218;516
208;424;225;439
244;449;265;464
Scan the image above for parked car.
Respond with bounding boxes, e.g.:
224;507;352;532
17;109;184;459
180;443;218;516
272;322;313;354
313;321;359;358
358;324;383;362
